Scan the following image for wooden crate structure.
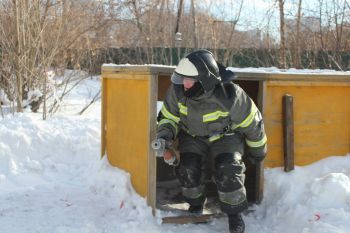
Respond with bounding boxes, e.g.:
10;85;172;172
101;65;173;212
234;72;350;169
101;64;350;212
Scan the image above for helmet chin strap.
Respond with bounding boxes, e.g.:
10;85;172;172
184;81;204;98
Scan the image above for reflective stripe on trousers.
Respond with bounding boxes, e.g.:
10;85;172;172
181;185;204;199
218;187;247;206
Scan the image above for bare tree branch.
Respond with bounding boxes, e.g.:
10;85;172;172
78;89;101;115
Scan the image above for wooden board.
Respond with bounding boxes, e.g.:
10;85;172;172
159;196;225;224
104;74;150;197
148;74;158;213
156;179;224;224
283;94;295;172
264;81;350;167
101;67;173;214
162;212;225;224
101;78;107;157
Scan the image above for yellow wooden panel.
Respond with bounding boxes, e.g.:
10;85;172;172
105;74;150;197
101;78;107;157
264;82;350;168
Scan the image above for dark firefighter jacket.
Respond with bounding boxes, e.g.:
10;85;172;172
157;82;267;157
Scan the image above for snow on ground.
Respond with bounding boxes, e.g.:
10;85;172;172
0;70;350;233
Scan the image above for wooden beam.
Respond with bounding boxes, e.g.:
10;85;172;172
282;94;295;172
162;213;225;224
254;160;264;203
148;74;158;214
254;80;265;204
101;78;107;158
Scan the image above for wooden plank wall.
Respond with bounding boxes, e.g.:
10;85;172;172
104;74;150;197
264;81;350;167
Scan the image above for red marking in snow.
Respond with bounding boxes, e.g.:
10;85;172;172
119;200;125;209
314;214;321;221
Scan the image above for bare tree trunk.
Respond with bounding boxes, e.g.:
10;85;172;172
175;0;184;34
333;0;347;69
222;0;243;65
131;0;144;33
190;0;198;48
14;0;23;112
295;0;302;68
318;0;325;49
278;0;287;69
174;0;184;64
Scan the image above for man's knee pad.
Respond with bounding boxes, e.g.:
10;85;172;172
214;153;248;214
218;188;248;215
214;153;245;192
175;152;202;188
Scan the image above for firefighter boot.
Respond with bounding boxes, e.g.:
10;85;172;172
228;214;245;233
187;195;206;214
188;204;203;214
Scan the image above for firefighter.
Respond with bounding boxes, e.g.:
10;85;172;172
156;50;267;233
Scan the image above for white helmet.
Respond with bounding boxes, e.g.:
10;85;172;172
171;50;221;92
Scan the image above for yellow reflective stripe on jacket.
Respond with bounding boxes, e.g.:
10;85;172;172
159;119;179;135
160;105;180;123
178;103;188;115
203;111;229;123
230;123;238;131
209;134;224;142
246;134;267;147
236;102;258;128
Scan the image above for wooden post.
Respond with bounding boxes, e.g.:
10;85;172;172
255;80;266;204
148;74;158;214
282;94;294;172
254;160;264;204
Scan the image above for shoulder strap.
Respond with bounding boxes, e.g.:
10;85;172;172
213;82;237;110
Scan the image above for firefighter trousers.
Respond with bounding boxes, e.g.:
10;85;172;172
175;130;248;214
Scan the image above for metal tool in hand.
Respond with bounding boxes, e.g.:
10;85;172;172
151;138;179;166
151;138;166;157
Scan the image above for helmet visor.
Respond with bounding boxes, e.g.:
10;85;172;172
171;72;198;85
